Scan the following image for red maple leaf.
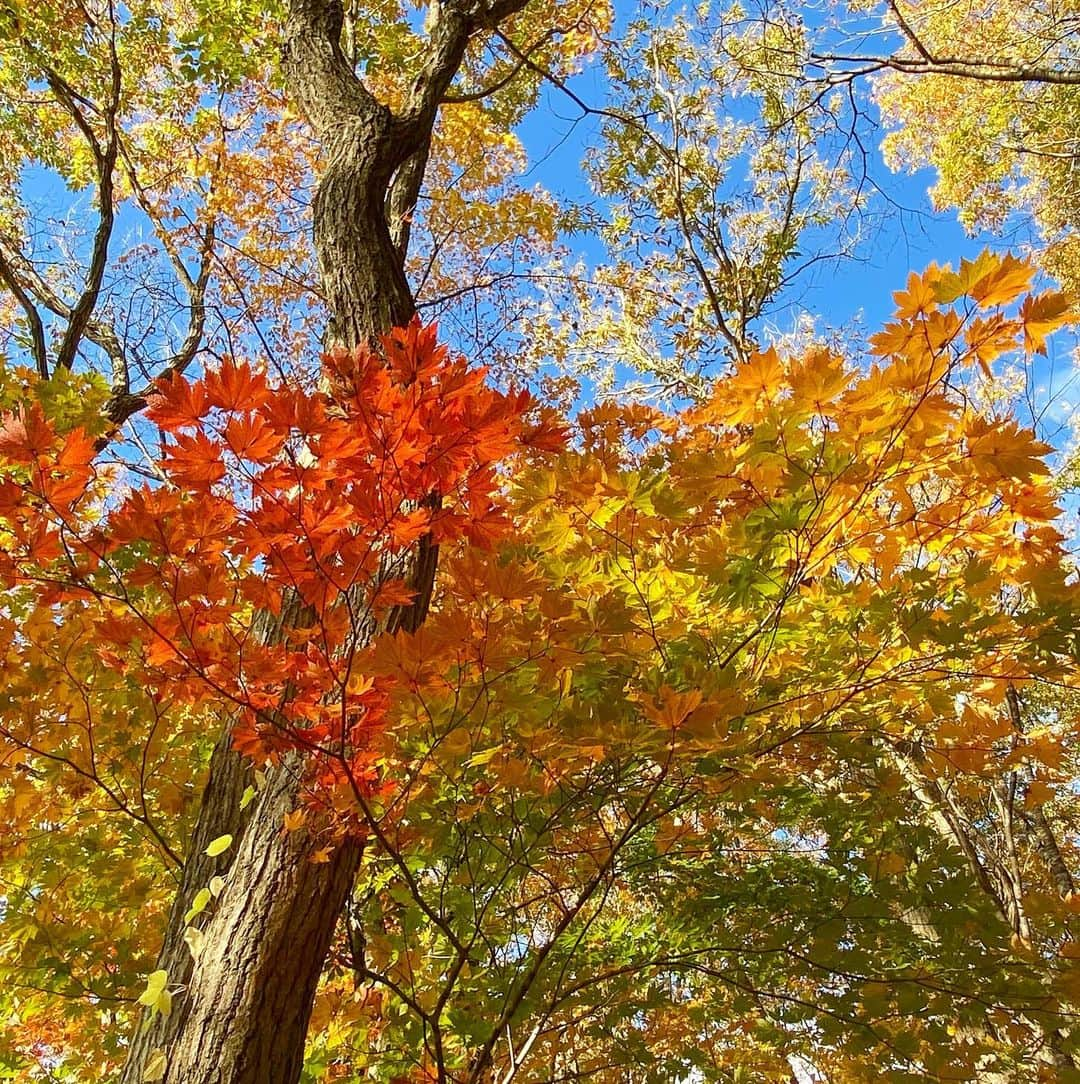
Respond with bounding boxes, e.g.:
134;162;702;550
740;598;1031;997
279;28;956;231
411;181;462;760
146;371;209;431
163;430;226;488
204;358;270;412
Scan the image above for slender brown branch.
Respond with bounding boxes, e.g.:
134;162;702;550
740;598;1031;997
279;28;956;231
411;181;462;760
0;247;48;377
41;8;122;370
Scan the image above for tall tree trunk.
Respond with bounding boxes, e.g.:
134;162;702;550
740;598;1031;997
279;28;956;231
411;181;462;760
120;2;530;1080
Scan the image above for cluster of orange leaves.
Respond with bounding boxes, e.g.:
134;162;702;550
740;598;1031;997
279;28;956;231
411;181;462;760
0;319;563;805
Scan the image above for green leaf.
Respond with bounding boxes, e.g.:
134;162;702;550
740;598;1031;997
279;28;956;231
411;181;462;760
184;888;212;924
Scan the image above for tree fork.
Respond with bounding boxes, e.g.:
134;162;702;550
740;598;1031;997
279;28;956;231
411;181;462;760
120;1;530;1079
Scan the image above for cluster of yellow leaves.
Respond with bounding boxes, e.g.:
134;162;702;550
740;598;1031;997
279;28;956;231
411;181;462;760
361;254;1075;815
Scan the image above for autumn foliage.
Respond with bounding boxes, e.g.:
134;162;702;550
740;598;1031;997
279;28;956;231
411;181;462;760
0;320;567;829
1;253;1079;1079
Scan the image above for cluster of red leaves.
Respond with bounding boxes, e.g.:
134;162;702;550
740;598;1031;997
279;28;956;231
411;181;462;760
0;320;564;803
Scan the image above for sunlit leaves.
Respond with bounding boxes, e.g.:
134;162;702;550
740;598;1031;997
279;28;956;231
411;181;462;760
2;262;1079;1079
875;0;1080;293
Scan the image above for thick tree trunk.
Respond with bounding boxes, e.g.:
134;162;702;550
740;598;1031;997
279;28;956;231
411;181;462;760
152;759;364;1084
122;233;414;1084
119;594;360;1083
120;2;531;1079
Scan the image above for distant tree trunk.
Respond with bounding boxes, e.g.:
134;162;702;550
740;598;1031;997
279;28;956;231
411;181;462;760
118;0;530;1078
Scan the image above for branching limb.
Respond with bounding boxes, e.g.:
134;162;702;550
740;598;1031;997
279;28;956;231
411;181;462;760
39;6;122;371
0;236;128;384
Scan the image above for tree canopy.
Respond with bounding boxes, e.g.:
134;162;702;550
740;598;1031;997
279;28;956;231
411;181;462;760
1;2;1079;1083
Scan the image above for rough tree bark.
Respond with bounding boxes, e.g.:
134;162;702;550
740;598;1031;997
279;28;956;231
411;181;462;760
120;1;530;1080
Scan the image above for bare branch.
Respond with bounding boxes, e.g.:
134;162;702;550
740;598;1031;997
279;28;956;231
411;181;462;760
0;236;128;382
40;7;122;371
0;247;48;378
812;51;1080;88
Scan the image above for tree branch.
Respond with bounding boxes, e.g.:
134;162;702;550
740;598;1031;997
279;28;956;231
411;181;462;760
40;8;122;371
0;247;48;378
283;0;392;136
812;51;1080;87
0;236;128;383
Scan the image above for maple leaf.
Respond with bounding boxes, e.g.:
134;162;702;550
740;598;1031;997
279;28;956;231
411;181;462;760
1020;290;1073;355
381;317;449;385
968;251;1034;307
223;412;286;462
203;358;270;412
892;268;940;319
868;320;916;359
0;403;57;463
933;250;1033;307
964;416;1052;480
644;686;703;730
787;348;850;410
706;348;785;425
146;371;210;431
369;578;418;611
163;431;227;488
962;314;1021;376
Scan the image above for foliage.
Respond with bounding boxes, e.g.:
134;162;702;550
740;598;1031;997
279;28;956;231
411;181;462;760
521;0;867;401
864;0;1080;293
3;254;1079;1080
2;0;1080;1080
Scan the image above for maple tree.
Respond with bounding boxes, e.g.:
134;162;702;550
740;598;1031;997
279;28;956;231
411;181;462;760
2;1;1080;1083
5;243;1080;1081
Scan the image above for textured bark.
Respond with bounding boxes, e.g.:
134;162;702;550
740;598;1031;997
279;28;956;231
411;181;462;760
120;2;532;1080
120;596;314;1080
157;758;364;1084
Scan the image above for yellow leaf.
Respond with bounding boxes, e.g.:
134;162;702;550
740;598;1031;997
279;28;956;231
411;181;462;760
1021;290;1073;355
644;686;703;731
283;808;307;832
143;1050;167;1082
965;416;1051;480
968;252;1034;307
137;970;168;1008
467;745;504;767
205;834;233;857
892;268;940;318
184;888;211;923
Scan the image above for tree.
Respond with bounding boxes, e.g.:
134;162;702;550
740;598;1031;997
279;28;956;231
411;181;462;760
0;0;595;1078
2;3;1080;1084
5;238;1080;1083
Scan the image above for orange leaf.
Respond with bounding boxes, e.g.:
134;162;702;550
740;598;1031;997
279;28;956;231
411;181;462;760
204;358;270;412
0;402;56;463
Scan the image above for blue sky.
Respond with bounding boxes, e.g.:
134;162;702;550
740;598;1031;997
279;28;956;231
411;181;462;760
505;17;1079;456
